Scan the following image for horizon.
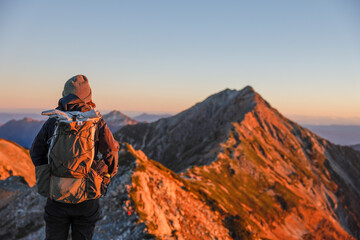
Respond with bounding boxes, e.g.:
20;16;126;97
1;1;359;124
0;86;360;125
1;85;360;126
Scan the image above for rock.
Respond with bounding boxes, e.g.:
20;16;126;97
0;176;45;240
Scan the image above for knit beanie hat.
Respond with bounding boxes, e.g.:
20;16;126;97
62;75;92;103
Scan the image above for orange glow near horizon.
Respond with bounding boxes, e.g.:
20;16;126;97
1;84;360;125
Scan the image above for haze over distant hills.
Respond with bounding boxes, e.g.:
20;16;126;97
0;110;138;147
0;118;45;149
2;110;359;146
352;144;360;152
133;113;172;123
102;110;138;132
304;125;360;146
0;112;46;124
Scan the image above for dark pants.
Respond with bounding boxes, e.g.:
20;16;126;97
44;198;100;240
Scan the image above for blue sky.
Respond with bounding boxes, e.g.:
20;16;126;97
0;0;359;124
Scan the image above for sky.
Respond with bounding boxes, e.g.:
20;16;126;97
0;0;359;124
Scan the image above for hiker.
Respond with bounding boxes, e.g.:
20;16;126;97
30;75;119;240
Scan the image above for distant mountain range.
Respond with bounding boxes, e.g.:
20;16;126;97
305;124;360;146
133;113;172;123
0;118;45;149
0;110;139;148
0;112;45;124
102;110;138;132
352;144;360;152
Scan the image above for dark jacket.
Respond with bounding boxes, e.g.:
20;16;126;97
30;94;119;178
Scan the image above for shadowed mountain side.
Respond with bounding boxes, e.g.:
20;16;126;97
0;139;35;186
102;110;138;133
0;118;44;148
116;87;257;172
116;87;360;239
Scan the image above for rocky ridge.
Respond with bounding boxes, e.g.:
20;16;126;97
100;143;232;240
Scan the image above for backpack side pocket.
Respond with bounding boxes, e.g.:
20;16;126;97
87;168;103;199
35;164;50;197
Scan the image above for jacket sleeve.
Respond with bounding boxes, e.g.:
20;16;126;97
98;119;119;178
30;119;55;166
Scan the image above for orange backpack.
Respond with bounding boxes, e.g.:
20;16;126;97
35;109;103;203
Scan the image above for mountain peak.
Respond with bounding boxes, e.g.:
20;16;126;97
220;85;255;94
106;110;126;117
204;86;255;102
116;86;266;172
102;110;138;133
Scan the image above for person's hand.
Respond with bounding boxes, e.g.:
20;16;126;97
102;173;111;185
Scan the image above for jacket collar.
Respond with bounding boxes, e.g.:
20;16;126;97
56;94;93;112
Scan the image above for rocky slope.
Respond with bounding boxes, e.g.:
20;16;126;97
116;87;360;239
0;143;154;240
0;139;40;239
1;143;233;240
0;176;46;240
95;143;231;240
0;118;44;148
103;110;138;132
0;138;35;186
